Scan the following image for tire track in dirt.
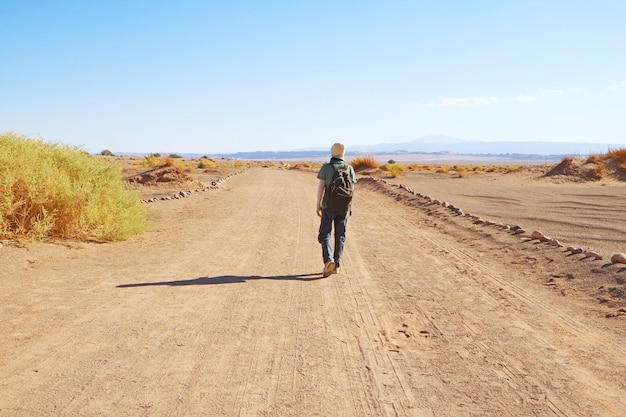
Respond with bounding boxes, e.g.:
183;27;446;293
435;240;626;417
354;177;626;416
340;253;429;416
162;169;308;416
346;193;557;416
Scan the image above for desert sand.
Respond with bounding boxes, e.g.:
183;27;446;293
1;158;625;416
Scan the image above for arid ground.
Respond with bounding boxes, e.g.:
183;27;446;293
1;157;626;416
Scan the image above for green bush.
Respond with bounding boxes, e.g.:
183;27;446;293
198;159;217;170
0;132;148;241
387;163;404;178
143;153;162;167
380;162;404;177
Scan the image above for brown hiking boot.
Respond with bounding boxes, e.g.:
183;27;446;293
322;260;335;277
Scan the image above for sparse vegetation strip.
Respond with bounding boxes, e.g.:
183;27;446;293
351;156;520;178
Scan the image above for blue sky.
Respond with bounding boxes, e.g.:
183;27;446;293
1;0;625;154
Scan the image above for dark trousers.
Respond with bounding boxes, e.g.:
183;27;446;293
318;209;348;267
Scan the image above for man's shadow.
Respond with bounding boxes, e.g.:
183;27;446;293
117;273;324;288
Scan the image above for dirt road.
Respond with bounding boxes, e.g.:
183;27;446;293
1;167;625;416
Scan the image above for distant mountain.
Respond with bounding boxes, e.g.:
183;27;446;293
349;136;622;156
114;136;625;161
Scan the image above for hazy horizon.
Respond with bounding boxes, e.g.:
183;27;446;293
105;136;622;161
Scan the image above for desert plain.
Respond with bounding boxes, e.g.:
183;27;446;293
1;156;626;416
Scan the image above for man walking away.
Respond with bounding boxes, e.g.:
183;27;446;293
316;143;357;277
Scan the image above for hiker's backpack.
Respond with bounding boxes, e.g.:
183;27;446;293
326;164;354;213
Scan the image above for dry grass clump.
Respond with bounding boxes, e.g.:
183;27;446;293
378;160;407;178
559;156;575;166
404;163;424;171
232;160;250;169
605;148;626;176
164;155;187;172
141;154;187;172
0;132;148;241
198;158;217;170
584;155;605;179
606;147;626;164
545;148;626;181
198;158;253;171
142;153;163;167
586;154;599;164
592;163;605;180
284;162;322;170
576;147;626;180
380;163;405;178
350;155;378;171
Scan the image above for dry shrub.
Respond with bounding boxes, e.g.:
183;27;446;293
586;154;599;164
0;132;147;241
573;147;626;180
586;157;603;166
456;168;465;178
350;155;378;171
407;164;434;172
559;156;575;167
198;159;217;170
287;162;321;170
164;155;186;172
607;147;626;164
378;163;404;177
592;163;605;180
